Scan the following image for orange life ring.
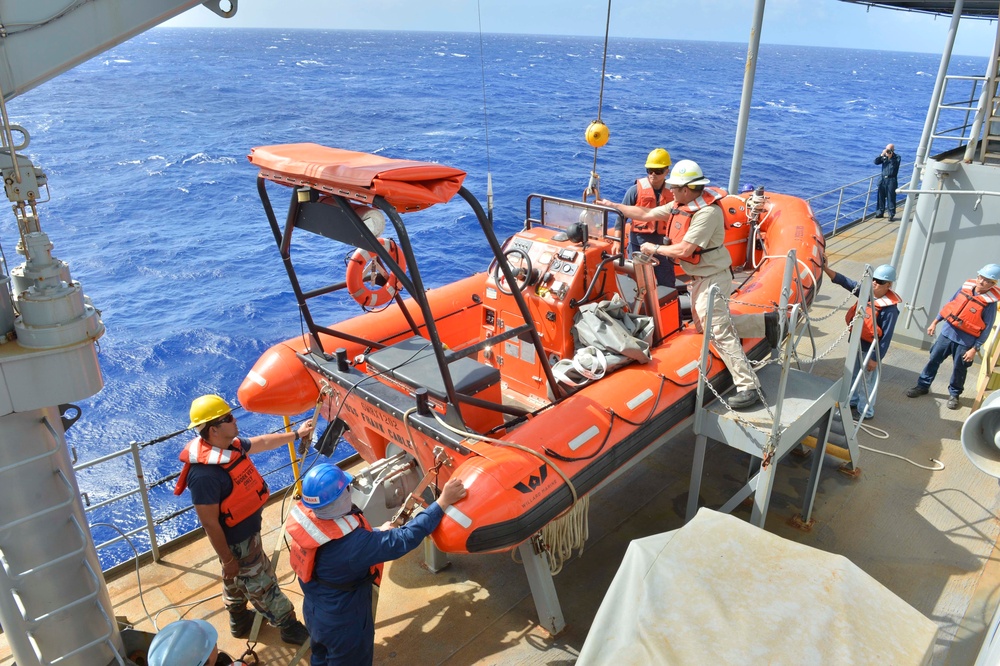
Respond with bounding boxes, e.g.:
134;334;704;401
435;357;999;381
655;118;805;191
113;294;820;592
346;237;406;308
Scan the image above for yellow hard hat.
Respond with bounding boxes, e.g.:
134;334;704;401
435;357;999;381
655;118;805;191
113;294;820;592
188;394;232;429
645;148;671;170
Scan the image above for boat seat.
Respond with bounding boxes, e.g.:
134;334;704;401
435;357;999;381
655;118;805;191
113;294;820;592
366;336;501;401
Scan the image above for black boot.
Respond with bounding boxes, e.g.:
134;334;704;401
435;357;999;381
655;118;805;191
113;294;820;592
229;607;256;638
279;616;310;645
729;390;761;410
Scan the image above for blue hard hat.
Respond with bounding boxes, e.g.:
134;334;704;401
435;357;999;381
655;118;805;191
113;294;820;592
978;263;1000;282
147;619;217;666
873;264;896;282
301;463;353;509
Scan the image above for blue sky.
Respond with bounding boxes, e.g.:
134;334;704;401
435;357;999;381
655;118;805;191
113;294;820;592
164;0;997;56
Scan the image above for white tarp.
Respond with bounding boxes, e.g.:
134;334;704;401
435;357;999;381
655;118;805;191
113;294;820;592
578;509;937;665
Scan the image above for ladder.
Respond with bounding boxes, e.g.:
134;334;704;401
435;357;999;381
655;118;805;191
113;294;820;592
685;253;869;530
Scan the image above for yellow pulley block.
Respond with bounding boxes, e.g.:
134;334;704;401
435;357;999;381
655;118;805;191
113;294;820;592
585;120;609;148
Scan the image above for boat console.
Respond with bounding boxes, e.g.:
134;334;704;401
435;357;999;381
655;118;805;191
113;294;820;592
478;196;629;399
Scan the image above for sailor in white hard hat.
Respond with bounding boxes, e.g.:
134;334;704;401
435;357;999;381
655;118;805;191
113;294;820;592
598;159;780;411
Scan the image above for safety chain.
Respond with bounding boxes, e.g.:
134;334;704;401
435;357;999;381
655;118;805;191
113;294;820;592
808;308;865;363
799;288;857;323
703;295;777;419
725;297;775;310
697;364;780;464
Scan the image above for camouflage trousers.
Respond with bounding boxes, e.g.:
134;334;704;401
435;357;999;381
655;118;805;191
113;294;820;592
222;532;294;626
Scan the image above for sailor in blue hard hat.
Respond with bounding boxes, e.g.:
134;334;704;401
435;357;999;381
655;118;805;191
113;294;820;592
822;262;901;420
908;264;1000;410
285;463;467;665
147;619;247;666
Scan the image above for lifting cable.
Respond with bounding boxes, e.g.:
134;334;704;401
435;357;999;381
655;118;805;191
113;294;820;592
476;0;494;225
582;0;614;202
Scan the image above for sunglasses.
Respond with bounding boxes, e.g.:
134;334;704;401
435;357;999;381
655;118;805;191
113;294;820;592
873;279;889;285
210;413;235;427
646;168;666;175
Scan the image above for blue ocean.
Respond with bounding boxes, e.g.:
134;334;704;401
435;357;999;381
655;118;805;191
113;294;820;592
4;28;986;567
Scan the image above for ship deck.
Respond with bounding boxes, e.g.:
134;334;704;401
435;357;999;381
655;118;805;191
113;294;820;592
3;214;999;665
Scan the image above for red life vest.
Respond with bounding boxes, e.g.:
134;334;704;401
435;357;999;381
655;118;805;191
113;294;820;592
939;280;1000;337
285;501;384;586
664;186;727;265
629;177;674;235
845;290;901;343
174;437;270;528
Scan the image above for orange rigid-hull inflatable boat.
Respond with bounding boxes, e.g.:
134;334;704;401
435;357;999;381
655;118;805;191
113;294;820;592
239;143;825;555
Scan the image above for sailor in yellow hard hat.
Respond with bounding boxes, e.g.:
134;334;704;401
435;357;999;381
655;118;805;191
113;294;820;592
617;148;677;289
174;394;315;646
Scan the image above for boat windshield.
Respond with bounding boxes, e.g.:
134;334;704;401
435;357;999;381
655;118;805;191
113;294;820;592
526;195;615;241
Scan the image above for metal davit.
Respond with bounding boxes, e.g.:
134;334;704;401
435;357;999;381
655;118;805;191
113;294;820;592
0;126;118;664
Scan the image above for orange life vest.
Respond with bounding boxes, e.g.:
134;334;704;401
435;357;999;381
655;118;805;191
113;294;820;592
285;501;384;586
845;290;901;343
939;280;1000;337
174;437;270;528
629;177;674;235
664;186;727;265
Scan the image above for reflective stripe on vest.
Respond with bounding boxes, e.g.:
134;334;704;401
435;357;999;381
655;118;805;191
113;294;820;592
630;177;673;235
286;502;382;585
939;281;1000;337
845;290;901;343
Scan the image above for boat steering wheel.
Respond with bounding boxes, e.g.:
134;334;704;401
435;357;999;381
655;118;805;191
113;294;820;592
493;248;533;295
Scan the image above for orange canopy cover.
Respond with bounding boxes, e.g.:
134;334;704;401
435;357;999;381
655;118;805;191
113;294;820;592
248;143;467;211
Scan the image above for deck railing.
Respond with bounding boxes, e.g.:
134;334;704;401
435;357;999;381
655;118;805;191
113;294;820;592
71;419;353;574
803;163;912;236
809;72;991;238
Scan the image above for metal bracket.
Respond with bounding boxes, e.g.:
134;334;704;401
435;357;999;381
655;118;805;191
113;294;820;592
390;446;452;526
202;0;239;19
58;403;81;432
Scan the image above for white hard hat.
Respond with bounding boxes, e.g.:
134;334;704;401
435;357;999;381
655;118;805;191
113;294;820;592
147;619;217;666
665;159;710;187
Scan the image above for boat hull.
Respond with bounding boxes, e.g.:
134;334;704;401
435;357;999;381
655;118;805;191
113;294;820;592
240;190;824;554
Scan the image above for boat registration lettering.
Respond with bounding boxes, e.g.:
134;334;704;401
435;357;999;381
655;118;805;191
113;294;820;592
357;402;409;447
568;425;600;451
676;360;699;377
626;389;654;410
444;505;472;529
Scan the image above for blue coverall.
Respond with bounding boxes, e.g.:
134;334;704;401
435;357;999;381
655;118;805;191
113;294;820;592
874;151;901;218
917;289;997;398
301;503;445;665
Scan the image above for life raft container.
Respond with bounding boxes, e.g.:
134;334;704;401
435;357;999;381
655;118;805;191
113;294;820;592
346;237;406;308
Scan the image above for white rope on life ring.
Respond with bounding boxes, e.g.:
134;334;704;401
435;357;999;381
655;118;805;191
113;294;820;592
345;237;407;308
